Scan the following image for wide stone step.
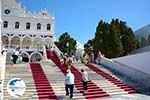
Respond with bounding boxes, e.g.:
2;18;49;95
4;91;36;96
3;59;146;100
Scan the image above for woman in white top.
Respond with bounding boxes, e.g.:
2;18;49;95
81;69;89;94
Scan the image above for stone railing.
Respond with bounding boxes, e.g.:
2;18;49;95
0;52;7;100
53;44;63;60
100;57;150;88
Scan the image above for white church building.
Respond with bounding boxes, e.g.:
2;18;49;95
1;0;55;62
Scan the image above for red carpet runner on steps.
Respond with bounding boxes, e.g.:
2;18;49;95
30;63;58;100
85;63;137;94
46;50;110;99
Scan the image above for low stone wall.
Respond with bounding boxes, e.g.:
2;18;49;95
131;45;150;54
100;57;150;88
0;52;7;99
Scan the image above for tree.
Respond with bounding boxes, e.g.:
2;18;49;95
148;34;150;45
55;32;77;54
136;39;140;49
113;19;137;54
108;22;124;57
84;39;94;53
93;20;105;54
85;19;136;58
140;37;147;47
121;28;137;54
93;20;124;58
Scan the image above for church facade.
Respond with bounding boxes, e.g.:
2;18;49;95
1;0;55;62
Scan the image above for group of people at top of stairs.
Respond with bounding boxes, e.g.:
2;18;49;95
58;50;105;66
49;44;105;65
82;51;105;64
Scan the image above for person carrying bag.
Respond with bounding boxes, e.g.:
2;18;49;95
81;69;89;94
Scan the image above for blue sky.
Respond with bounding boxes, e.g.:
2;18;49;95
17;0;150;44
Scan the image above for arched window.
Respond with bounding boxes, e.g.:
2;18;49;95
3;21;8;28
15;22;19;29
47;24;51;30
37;23;41;30
26;22;30;29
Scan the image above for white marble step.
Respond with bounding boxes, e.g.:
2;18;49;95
4;63;37;99
40;60;87;99
73;63;130;96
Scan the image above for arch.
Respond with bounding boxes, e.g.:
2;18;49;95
10;36;20;48
30;52;43;62
21;51;30;62
2;35;9;48
22;36;32;49
32;37;43;50
44;37;52;49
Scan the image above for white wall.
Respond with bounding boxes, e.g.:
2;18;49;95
131;45;150;54
100;52;150;88
113;51;150;75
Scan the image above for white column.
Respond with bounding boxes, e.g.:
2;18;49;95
8;38;11;49
31;35;33;50
20;37;22;49
43;45;47;60
31;39;33;50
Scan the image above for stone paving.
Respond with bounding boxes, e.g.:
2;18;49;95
4;63;38;100
3;60;150;100
40;60;86;100
94;64;150;95
92;63;150;100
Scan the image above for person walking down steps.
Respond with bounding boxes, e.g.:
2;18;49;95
81;69;89;94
